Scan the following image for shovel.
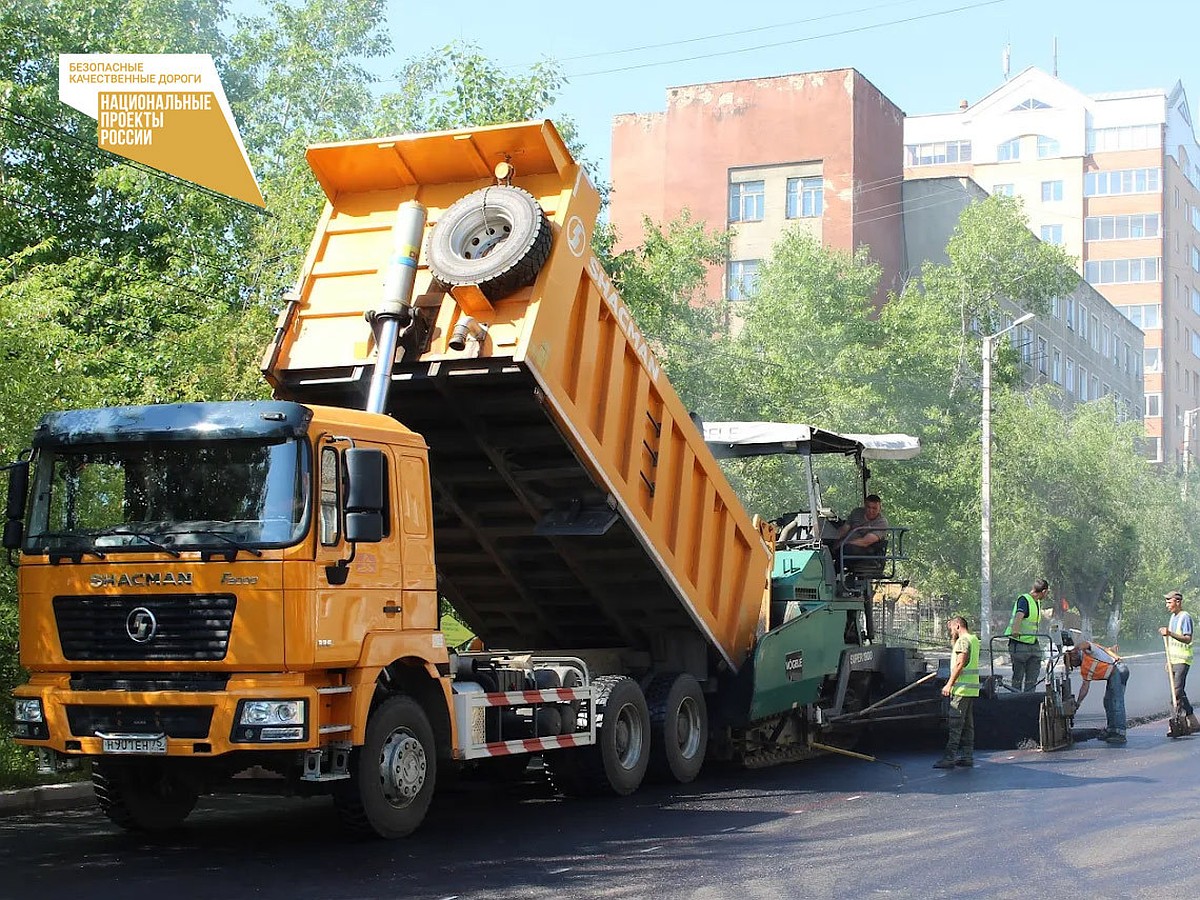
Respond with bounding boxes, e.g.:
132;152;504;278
1164;636;1190;737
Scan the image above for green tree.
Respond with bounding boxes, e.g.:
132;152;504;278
992;391;1167;642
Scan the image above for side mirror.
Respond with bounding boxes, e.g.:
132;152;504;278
345;511;383;543
2;460;29;551
345;448;384;516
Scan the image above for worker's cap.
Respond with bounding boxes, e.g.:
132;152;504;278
1164;590;1184;600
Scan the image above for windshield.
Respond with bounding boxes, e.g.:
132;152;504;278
24;438;311;554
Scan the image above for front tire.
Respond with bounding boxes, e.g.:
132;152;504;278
336;694;437;839
92;760;200;832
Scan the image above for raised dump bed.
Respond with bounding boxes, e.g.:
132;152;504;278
263;120;773;673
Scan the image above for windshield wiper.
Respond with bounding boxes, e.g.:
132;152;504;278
172;529;264;560
34;532;107;563
95;527;181;558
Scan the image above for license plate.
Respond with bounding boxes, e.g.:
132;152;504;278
98;733;167;755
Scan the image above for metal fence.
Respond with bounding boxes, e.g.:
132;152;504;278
872;593;954;652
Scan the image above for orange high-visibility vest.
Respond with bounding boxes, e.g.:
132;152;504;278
1079;644;1118;681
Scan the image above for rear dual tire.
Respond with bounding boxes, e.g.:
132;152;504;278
546;675;650;797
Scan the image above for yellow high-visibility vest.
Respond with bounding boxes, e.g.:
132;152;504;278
1006;593;1041;645
951;633;980;698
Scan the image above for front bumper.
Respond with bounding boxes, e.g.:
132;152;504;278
12;674;328;757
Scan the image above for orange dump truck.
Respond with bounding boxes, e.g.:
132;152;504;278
6;121;793;837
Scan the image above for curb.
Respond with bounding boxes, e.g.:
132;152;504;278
0;782;93;817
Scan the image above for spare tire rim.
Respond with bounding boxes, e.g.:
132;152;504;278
379;727;427;808
612;700;645;771
447;202;514;261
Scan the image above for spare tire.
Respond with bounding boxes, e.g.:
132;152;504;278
427;185;553;301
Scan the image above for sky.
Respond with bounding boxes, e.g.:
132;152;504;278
370;0;1198;184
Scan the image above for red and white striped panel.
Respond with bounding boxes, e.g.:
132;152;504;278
478;733;589;757
477;688;588;707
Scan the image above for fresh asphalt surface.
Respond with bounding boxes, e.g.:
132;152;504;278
1;652;1189;900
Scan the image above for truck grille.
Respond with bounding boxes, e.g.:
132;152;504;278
53;595;236;661
65;705;213;739
69;672;232;692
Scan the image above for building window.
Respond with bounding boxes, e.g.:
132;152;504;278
1051;295;1061;318
1084;214;1161;241
1052;348;1062;384
728;181;764;223
1146;393;1162;417
1118;305;1162;330
1013;98;1051;110
1102;324;1111;357
1193;246;1200;272
1038;336;1048;375
1144;347;1162;372
1065;296;1076;330
904;140;972;167
786;177;824;218
1065;357;1076;395
1193;288;1200;316
1041;180;1064;202
1040;224;1064;244
1192;332;1200;359
1079;366;1089;401
1090;315;1100;351
1084;168;1161;196
997;138;1021;162
1192;205;1200;231
726;259;760;301
1086;124;1162;153
1036;135;1060;158
1079;306;1089;341
1021;326;1033;365
993;183;1015;197
1084;258;1161;285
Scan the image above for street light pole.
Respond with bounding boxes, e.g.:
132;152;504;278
981;311;1036;649
1184;408;1200;500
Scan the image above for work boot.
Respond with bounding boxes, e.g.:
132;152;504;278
1187;714;1200;732
1104;732;1127;745
955;756;975;767
1095;729;1109;741
932;756;956;769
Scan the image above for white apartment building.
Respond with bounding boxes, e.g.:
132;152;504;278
905;67;1200;464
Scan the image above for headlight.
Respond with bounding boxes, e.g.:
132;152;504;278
14;699;44;723
239;700;305;726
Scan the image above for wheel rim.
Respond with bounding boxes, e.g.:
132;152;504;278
447;204;514;260
612;701;645;770
378;726;428;809
674;696;703;760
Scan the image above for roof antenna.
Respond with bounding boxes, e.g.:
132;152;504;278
1002;41;1011;80
1052;36;1059;78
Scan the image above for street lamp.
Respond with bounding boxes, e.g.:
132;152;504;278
981;311;1036;649
1184;407;1200;499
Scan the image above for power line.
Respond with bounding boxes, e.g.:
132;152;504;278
568;0;1008;78
517;0;930;66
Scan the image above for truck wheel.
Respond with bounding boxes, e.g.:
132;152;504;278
427;185;552;301
336;694;437;839
92;760;200;832
646;673;708;783
545;675;649;797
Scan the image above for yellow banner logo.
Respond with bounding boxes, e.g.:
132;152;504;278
59;54;264;207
